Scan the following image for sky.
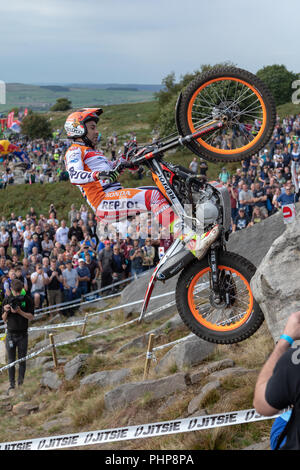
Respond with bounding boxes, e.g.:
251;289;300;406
1;0;299;85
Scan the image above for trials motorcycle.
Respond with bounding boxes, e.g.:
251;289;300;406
106;66;276;344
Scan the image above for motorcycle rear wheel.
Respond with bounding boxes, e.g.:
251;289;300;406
175;251;264;344
177;66;276;163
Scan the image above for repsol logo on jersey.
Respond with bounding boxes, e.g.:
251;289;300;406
68;166;93;181
102;200;139;210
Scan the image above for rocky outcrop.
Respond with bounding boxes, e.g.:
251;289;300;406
64;354;89;381
227;209;286;267
117;313;184;353
251;206;300;342
154;336;216;374
104;372;188;411
80;368;130;388
40;371;62;390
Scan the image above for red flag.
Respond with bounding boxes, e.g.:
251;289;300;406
0;119;7;131
7;111;14;128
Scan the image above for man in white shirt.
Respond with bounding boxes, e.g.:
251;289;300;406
30;264;49;309
55;220;69;248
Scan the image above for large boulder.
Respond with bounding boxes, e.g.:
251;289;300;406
104;373;187;411
40;371;62;390
251;206;300;342
120;209;286;322
154;336;216;374
120;270;178;318
64;354;89;381
80;368;130;388
227;209;286;267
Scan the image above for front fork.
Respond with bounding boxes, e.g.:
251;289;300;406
208;245;232;307
208;246;221;304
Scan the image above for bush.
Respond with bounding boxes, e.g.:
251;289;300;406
21;112;52;139
51;98;72;112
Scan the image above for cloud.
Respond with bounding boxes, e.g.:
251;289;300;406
0;0;299;83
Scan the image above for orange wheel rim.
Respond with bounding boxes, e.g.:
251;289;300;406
187;77;267;155
187;266;254;332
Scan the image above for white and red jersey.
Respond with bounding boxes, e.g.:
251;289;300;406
64;142;121;211
64;142;175;231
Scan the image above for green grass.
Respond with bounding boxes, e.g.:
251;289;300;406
0;83;156;113
276;101;300;119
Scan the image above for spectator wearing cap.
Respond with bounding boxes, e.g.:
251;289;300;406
28;234;41;256
219;167;231;184
275;184;299;209
84;253;99;292
62;260;79;317
232;208;251;232
72;254;79;268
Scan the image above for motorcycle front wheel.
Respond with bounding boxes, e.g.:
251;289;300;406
175;251;264;344
177;66;276;163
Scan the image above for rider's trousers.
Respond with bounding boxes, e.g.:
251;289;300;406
96;187;175;232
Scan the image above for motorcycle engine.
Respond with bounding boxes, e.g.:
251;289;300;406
196;200;219;226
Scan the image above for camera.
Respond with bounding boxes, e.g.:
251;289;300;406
8;296;25;311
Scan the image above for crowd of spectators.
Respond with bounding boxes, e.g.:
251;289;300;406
0;131;144;187
215;114;300;232
0;202;173;317
0;113;299;316
0;135;70;187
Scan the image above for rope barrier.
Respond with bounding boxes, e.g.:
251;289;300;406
0;293;177;373
0;407;286;450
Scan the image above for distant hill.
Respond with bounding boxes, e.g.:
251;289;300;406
0;82;161;113
40;85;70;92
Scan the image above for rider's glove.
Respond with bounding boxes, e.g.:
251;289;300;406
93;170;120;183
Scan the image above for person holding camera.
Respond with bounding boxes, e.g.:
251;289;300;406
1;279;34;394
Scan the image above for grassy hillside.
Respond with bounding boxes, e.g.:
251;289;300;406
0;99;232;219
0;294;275;451
276;100;300;118
2;95;298;219
0;83;156;113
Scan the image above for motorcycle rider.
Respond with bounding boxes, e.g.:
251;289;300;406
64;108;220;258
